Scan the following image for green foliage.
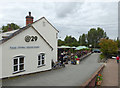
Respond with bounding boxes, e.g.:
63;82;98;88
78;33;87;46
87;27;107;48
99;38;118;57
64;35;77;44
64;35;79;47
69;48;73;53
2;23;20;32
100;53;105;60
58;39;64;46
58;27;108;48
2;26;8;32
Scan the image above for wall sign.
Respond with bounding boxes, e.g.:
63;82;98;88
10;46;40;49
25;35;38;42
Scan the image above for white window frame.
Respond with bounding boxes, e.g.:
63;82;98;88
13;56;25;73
38;53;45;67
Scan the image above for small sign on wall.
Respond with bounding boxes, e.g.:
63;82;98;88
10;46;40;49
25;35;38;42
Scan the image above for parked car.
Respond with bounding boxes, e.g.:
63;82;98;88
92;49;101;53
111;54;117;59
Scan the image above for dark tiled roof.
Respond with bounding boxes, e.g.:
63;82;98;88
0;24;31;44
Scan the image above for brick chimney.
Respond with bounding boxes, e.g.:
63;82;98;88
26;12;34;25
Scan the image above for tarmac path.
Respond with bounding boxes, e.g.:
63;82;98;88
2;53;102;86
101;59;118;86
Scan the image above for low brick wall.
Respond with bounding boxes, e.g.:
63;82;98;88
81;64;105;87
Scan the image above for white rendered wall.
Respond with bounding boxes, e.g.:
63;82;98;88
32;18;58;62
0;45;2;79
2;27;53;78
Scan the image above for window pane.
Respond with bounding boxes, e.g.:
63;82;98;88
42;54;45;59
38;61;41;65
20;57;24;63
14;66;18;72
38;55;40;60
19;64;24;70
42;60;44;64
14;59;18;65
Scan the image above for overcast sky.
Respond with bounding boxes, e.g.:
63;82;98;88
0;0;118;40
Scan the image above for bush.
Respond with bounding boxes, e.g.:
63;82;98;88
100;53;105;60
99;38;118;58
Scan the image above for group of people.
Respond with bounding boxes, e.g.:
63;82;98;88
58;50;90;65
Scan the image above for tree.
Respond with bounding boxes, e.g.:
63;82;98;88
64;35;79;46
87;27;107;48
2;23;20;32
87;28;97;48
58;39;64;46
99;38;118;58
78;33;87;46
2;25;8;32
58;27;108;48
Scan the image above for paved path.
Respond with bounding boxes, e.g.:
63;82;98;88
2;53;102;86
101;59;118;86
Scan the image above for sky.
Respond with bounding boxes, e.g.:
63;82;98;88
0;0;119;40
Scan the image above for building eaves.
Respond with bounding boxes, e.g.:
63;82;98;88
0;24;31;45
0;17;59;47
32;17;59;33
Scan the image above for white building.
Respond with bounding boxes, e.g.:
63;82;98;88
0;12;59;78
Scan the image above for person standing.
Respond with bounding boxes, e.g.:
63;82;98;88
71;53;74;64
116;55;119;64
64;54;68;64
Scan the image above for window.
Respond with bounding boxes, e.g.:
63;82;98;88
38;53;45;67
13;56;25;73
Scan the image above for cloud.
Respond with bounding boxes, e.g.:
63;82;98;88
53;2;118;39
0;1;118;40
54;2;82;18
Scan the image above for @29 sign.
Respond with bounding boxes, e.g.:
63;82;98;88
25;35;38;42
